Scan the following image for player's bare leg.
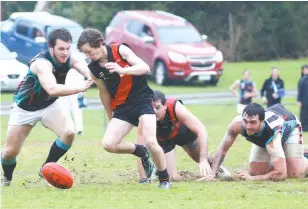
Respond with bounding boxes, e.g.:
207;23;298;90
1;125;32;186
103;118;156;181
102;118;135;153
40;105;77;177
248;162;271;176
139;114;170;188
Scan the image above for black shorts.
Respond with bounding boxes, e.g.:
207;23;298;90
158;132;198;153
112;100;155;126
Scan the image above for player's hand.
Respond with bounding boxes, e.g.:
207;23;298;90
199;160;212;177
243;92;251;99
234;171;253;180
196;174;216;181
262;97;268;104
297;102;302;108
272;92;278;99
105;62;124;74
79;78;94;92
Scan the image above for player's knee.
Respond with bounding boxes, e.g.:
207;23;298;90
60;128;75;141
102;140;116;153
144;139;159;151
248;162;270;175
2;146;19;158
169;174;179;181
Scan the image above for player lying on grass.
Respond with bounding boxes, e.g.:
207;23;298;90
137;90;230;182
202;103;308;181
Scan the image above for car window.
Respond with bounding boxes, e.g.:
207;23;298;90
157;26;203;44
16;23;30;37
140;25;153;38
31;27;44;39
0;43;14;60
126;20;143;36
109;14;123;27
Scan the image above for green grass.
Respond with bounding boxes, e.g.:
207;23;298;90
1;59;306;102
1;103;308;209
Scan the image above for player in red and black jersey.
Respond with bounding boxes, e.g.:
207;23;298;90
137;90;230;182
77;28;170;189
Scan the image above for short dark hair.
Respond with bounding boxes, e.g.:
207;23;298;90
77;28;105;50
301;64;308;77
242;103;265;121
48;28;72;48
153;90;166;105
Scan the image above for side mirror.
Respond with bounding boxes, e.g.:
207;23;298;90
201;34;208;41
11;52;18;59
142;35;155;45
34;37;46;43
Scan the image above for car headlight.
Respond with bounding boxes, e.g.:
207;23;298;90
214;50;223;62
168;51;187;63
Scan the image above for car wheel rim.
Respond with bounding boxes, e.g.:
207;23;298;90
155;63;165;85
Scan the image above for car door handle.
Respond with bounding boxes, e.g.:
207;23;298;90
25;42;32;47
9;37;16;41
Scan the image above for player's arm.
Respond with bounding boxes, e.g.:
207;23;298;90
105;44;150;75
70;54;92;79
250;82;258;98
252;132;287;181
211;118;241;177
229;80;240;97
90;72;113;120
32;59;89;97
175;102;209;164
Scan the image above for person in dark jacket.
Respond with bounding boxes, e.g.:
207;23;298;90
261;67;285;108
297;64;308;132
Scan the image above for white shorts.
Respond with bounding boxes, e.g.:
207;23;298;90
8;100;62;126
249;124;304;162
237;103;247;115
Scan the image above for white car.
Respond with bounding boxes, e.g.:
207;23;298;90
0;43;28;92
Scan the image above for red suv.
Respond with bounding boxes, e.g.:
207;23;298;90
105;10;224;85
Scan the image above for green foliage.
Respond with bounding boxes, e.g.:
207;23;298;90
1;1;36;20
2;2;308;61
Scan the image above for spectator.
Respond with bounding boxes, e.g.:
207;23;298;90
297;64;308;132
261;67;285;108
32;28;43;39
230;70;258;114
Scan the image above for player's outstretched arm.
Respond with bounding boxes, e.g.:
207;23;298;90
229;80;239;97
33;59;91;97
70;54;92;79
211;118;241;178
105;44;150;76
174;101;211;176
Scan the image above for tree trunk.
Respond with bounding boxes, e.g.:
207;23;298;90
34;1;51;12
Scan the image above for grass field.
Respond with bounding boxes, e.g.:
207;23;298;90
1;58;307;103
1;102;308;209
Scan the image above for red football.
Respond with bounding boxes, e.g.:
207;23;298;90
42;162;73;189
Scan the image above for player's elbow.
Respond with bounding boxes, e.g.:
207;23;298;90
142;63;150;74
46;86;58;97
